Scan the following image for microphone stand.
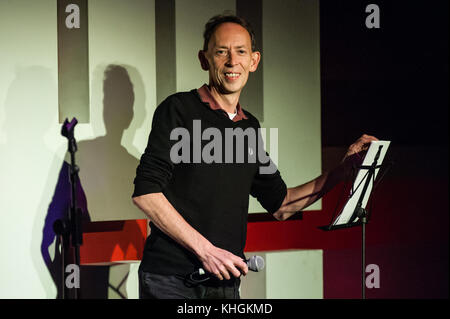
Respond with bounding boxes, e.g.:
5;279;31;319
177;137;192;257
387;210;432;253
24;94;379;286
53;118;83;299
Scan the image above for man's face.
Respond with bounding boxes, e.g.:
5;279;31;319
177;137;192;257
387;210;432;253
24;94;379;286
199;22;260;96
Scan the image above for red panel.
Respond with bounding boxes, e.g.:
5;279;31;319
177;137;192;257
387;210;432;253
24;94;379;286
244;181;361;251
80;219;147;264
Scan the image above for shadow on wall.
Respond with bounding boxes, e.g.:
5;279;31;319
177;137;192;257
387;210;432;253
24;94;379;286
42;65;146;298
76;65;143;221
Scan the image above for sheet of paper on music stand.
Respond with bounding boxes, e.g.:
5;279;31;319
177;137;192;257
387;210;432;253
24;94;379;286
332;140;391;226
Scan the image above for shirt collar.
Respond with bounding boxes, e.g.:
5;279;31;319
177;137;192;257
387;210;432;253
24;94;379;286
197;84;248;122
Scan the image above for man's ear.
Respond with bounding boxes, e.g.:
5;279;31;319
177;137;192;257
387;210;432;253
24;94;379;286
198;50;209;71
250;51;261;73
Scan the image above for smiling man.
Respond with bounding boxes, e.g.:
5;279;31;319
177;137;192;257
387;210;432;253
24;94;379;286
198;20;260;113
132;14;377;299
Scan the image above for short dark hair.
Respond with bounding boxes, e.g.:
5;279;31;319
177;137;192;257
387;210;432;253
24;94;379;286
202;14;256;52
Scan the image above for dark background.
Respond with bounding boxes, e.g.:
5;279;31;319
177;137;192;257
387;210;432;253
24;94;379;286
247;0;448;299
320;0;448;147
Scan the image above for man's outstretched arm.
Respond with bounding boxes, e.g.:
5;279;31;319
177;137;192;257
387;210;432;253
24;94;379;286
273;134;378;221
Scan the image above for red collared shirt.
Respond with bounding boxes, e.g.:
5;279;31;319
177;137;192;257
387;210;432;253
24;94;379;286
197;84;248;122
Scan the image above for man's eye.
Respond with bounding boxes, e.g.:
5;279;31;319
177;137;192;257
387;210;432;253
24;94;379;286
216;50;226;55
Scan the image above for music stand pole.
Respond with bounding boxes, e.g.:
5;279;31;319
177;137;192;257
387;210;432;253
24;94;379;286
356;207;368;299
352;145;382;299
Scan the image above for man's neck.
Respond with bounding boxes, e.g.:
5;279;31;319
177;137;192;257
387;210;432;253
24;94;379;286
209;85;240;114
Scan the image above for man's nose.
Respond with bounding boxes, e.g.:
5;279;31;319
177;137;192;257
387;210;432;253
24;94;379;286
225;52;237;66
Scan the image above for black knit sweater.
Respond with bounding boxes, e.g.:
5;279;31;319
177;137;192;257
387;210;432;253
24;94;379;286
133;89;287;276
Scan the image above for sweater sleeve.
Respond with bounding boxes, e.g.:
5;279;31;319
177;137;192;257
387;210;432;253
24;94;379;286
249;122;287;214
250;157;287;214
132;95;184;197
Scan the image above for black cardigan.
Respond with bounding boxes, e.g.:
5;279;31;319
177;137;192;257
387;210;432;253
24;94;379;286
133;89;287;276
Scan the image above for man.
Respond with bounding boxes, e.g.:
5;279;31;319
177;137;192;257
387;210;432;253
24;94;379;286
132;14;377;299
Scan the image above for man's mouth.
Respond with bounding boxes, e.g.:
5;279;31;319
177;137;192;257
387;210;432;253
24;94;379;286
224;72;240;79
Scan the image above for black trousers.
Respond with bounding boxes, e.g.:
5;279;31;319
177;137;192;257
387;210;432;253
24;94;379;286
138;270;241;299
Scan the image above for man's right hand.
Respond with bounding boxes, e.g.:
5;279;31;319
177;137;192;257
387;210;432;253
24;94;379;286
197;242;248;280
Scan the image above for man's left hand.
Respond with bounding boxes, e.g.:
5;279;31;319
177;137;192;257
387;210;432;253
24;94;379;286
343;134;379;163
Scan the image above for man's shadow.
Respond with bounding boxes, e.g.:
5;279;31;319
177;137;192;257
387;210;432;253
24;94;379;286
42;65;146;298
77;65;145;222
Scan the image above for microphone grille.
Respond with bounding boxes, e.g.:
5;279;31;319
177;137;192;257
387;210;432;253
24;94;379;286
248;255;265;272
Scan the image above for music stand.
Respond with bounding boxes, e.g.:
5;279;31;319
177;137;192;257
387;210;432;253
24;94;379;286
319;140;390;299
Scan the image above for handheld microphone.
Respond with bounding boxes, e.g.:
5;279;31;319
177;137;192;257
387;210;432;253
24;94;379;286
246;255;265;272
192;255;265;281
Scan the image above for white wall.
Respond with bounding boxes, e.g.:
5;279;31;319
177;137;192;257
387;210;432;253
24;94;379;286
0;0;60;298
254;0;322;212
241;250;324;299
